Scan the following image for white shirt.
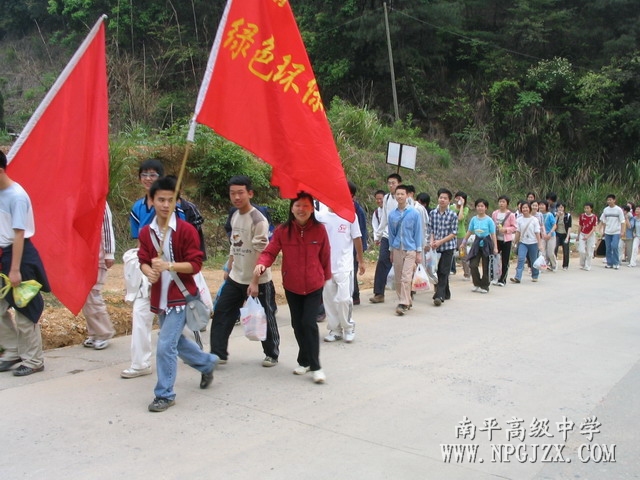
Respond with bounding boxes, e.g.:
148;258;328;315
317;210;362;274
0;182;35;248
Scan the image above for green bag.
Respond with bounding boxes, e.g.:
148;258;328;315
0;273;43;308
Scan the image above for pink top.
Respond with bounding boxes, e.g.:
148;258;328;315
491;209;518;242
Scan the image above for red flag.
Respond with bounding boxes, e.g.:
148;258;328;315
7;16;109;315
189;0;354;222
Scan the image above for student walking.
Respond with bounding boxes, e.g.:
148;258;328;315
253;192;331;384
578;202;598;271
462;199;498;293
511;202;542;284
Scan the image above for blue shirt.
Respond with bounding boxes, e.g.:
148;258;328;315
388;207;423;252
130;196;186;239
468;216;496;247
543;212;556;237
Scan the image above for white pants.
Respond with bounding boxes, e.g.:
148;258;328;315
130;294;154;370
0;299;44;368
579;235;596;269
541;236;557;269
323;271;355;335
630;237;640;267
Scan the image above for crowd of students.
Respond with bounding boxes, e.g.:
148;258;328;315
368;174;637;317
2;153;637;413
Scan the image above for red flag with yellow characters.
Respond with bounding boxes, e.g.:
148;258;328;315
189;0;354;222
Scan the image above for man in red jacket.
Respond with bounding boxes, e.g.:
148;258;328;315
138;176;218;412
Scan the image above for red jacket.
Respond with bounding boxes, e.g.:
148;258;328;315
258;220;331;295
138;219;203;314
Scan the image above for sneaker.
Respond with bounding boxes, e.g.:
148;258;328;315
496;282;505;287
614;265;620;270
148;397;175;412
472;286;480;292
532;278;539;282
478;288;488;294
121;366;152;379
353;297;361;305
510;278;520;284
369;294;385;304
262;356;278;367
344;329;355;343
463;275;471;281
605;265;612;269
628;264;636;268
562;267;568;271
312;369;326;384
82;338;95;348
12;364;44;376
93;339;109;350
293;365;311;375
490;280;498;285
323;332;343;342
433;297;442;307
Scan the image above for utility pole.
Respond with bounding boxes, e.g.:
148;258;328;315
384;2;400;122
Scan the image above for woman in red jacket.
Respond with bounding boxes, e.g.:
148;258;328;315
251;192;331;384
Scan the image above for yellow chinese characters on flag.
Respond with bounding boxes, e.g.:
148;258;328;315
192;0;354;222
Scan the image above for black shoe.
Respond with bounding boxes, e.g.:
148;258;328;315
0;358;21;372
148;397;175;412
200;369;214;389
353;298;360;305
433;297;443;307
12;364;44;376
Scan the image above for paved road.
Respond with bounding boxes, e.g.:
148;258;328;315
1;262;638;479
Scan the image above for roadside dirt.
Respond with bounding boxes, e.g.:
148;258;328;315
39;259;377;350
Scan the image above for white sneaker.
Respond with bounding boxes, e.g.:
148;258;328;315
323;332;343;342
293;365;310;375
82;338;95;348
472;286;480;292
490;280;498;285
93;339;109;350
478;288;488;294
312;369;326;384
614;265;620;270
496;282;505;287
120;367;152;378
344;329;355;343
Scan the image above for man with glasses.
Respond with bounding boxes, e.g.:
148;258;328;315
122;159;189;378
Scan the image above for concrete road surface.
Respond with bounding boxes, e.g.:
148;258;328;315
1;262;638;479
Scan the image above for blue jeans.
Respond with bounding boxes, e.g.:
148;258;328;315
604;233;620;267
515;243;539;280
155;308;218;401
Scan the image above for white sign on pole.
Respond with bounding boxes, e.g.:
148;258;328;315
386;142;417;170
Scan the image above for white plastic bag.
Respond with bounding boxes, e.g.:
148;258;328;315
411;264;431;292
533;254;548;270
489;254;502;281
194;272;213;311
240;296;267;341
386;268;395;290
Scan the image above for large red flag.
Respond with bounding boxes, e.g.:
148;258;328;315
7;16;109;315
189;0;354;222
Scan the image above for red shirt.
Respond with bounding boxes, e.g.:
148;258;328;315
138;219;203;313
579;213;597;235
258;220;331;295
